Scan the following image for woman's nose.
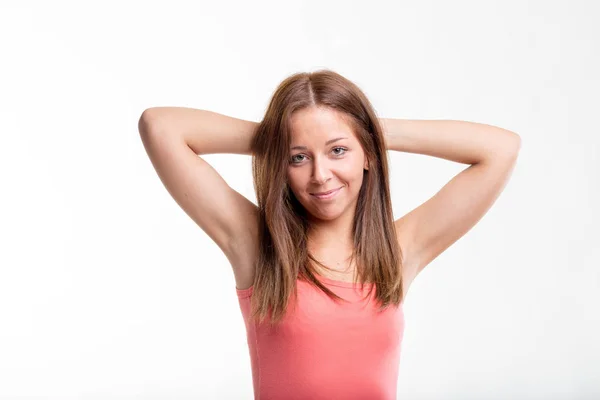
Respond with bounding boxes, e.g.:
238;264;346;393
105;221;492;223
311;157;332;184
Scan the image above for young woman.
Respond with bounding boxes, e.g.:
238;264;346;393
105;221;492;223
138;69;520;399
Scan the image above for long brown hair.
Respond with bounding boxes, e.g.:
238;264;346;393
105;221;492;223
248;69;404;326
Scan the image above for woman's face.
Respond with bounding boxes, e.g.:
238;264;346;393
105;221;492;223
286;106;369;222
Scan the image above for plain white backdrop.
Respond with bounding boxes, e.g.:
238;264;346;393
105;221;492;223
1;0;598;399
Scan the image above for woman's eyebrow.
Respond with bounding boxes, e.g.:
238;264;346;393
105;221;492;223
290;137;348;150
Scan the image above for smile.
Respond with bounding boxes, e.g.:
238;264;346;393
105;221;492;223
310;187;342;200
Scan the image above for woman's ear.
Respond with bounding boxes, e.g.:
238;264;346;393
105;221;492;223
364;159;369;170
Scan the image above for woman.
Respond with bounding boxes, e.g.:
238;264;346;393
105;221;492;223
138;69;521;399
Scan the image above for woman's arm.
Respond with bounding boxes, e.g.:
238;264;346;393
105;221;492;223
379;118;521;289
141;107;258;156
380;118;521;164
138;108;260;276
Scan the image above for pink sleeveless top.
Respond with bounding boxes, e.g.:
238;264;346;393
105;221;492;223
235;274;405;400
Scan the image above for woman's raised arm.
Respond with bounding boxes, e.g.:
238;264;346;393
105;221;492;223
139;107;257;155
137;108;259;284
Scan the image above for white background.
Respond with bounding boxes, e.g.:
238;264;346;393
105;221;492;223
1;0;598;399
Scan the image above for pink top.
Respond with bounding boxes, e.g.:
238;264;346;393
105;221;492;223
235;274;405;400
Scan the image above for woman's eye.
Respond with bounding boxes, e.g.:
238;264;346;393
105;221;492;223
290;147;347;164
332;147;347;155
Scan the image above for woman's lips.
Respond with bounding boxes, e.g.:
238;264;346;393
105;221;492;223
311;187;342;199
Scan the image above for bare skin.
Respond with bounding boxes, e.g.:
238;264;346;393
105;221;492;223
139;107;520;295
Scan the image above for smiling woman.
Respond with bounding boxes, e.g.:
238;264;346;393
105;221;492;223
237;69;406;398
245;71;403;326
139;68;519;400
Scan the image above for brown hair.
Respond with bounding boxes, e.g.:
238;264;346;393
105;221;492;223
248;69;404;327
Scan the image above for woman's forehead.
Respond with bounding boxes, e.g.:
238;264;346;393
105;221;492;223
290;108;357;146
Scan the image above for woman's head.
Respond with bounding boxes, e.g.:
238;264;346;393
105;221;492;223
287;105;369;224
249;69;404;326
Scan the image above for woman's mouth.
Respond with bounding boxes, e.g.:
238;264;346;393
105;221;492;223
310;187;342;200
